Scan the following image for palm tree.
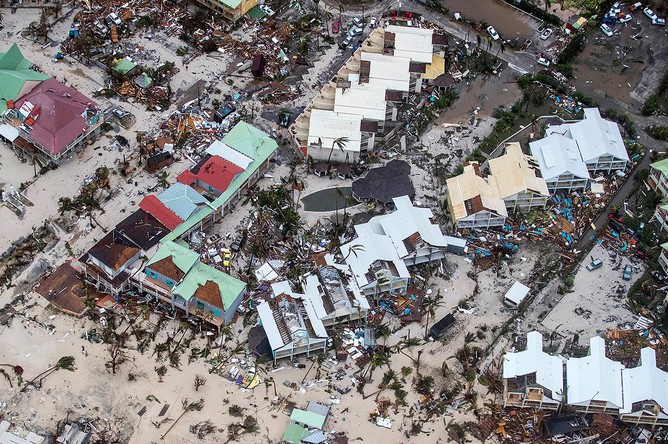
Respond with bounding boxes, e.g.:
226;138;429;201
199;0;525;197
160;398;204;440
363;349;389;382
209;344;245;374
422;297;444;340
21;356;76;392
327;137;349;166
156;171;170;189
342;244;365;262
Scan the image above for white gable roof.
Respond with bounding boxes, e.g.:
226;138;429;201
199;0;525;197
529;134;590;182
503;331;564;401
386;25;434;64
360;52;411;92
621;347;668;417
307;109;362;154
257;301;285;352
504;281;530;306
547;108;629;164
566;336;625;409
205;140;254;170
334;83;387;121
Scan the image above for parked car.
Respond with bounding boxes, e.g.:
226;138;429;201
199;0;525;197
231;234;245;252
332;20;340;34
369;17;377;28
221;248;232;267
586;258;603;271
600;23;614;36
653;17;666;25
540;28;553;40
94;22;109;36
348;26;363;37
629;2;642;11
536;56;550;67
643;7;657;20
623;264;633;281
259;4;275;16
352;17;365;28
340;35;353;48
106;12;121;26
487;25;500;41
618;13;632;23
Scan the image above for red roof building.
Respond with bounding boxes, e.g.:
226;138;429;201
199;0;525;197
9;77;103;162
177;155;243;197
139;195;185;230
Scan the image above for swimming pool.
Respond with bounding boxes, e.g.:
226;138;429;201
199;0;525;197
301;187;360;212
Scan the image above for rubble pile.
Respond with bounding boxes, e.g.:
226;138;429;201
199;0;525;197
606;327;668;369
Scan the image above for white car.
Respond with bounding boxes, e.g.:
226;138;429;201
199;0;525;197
536;56;550;67
644;7;657;20
487;26;499;41
618;13;632;23
540;28;553;40
107;13;121;26
259;4;275;16
654;17;666;25
369;17;377;28
600;24;613;36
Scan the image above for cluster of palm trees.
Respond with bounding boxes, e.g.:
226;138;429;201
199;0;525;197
15;356;76;392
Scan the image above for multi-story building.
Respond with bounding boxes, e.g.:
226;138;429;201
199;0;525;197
256;281;328;363
566;336;625;414
291;25;450;162
447;162;508;230
340;195;466;296
193;0;258;21
648;158;668;197
131;241;246;326
502;331;564;411
80;210;168;297
620;347;668;426
529;108;629;192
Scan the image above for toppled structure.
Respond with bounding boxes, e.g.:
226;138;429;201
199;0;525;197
446;143;549;229
529;108;629;192
339;195;466;296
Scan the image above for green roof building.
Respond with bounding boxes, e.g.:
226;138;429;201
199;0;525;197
112;57;138;76
282;423;308;444
162;121;278;243
649;158;668;197
0;43;50;112
289;409;326;430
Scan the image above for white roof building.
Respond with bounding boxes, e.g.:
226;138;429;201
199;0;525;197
307;109;363;156
546;108;629;165
503;331;564;402
620;347;668;424
360;52;411;92
334;80;387;121
257;281;328;363
205;140;254;170
302;266;370;326
385;25;434;63
340;196;466;293
566;336;625;412
503;281;530;308
530;134;589;181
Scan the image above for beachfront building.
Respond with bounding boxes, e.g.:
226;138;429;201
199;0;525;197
301;266;371;327
193;0;257;21
529;133;590;193
340;195;466;296
546;108;629;174
156;121;277;242
256;281;328;363
620;347;668;426
529;108;630;192
0;44;50;113
446;162;508;230
502;331;564;411
131;241;246;326
488;142;550;212
659;243;668;277
2;76;103;163
80;210;168;297
566;336;625;414
653;201;668;234
648;158;668;197
292;25;447;161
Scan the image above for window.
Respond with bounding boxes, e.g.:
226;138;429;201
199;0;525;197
166;279;173;286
